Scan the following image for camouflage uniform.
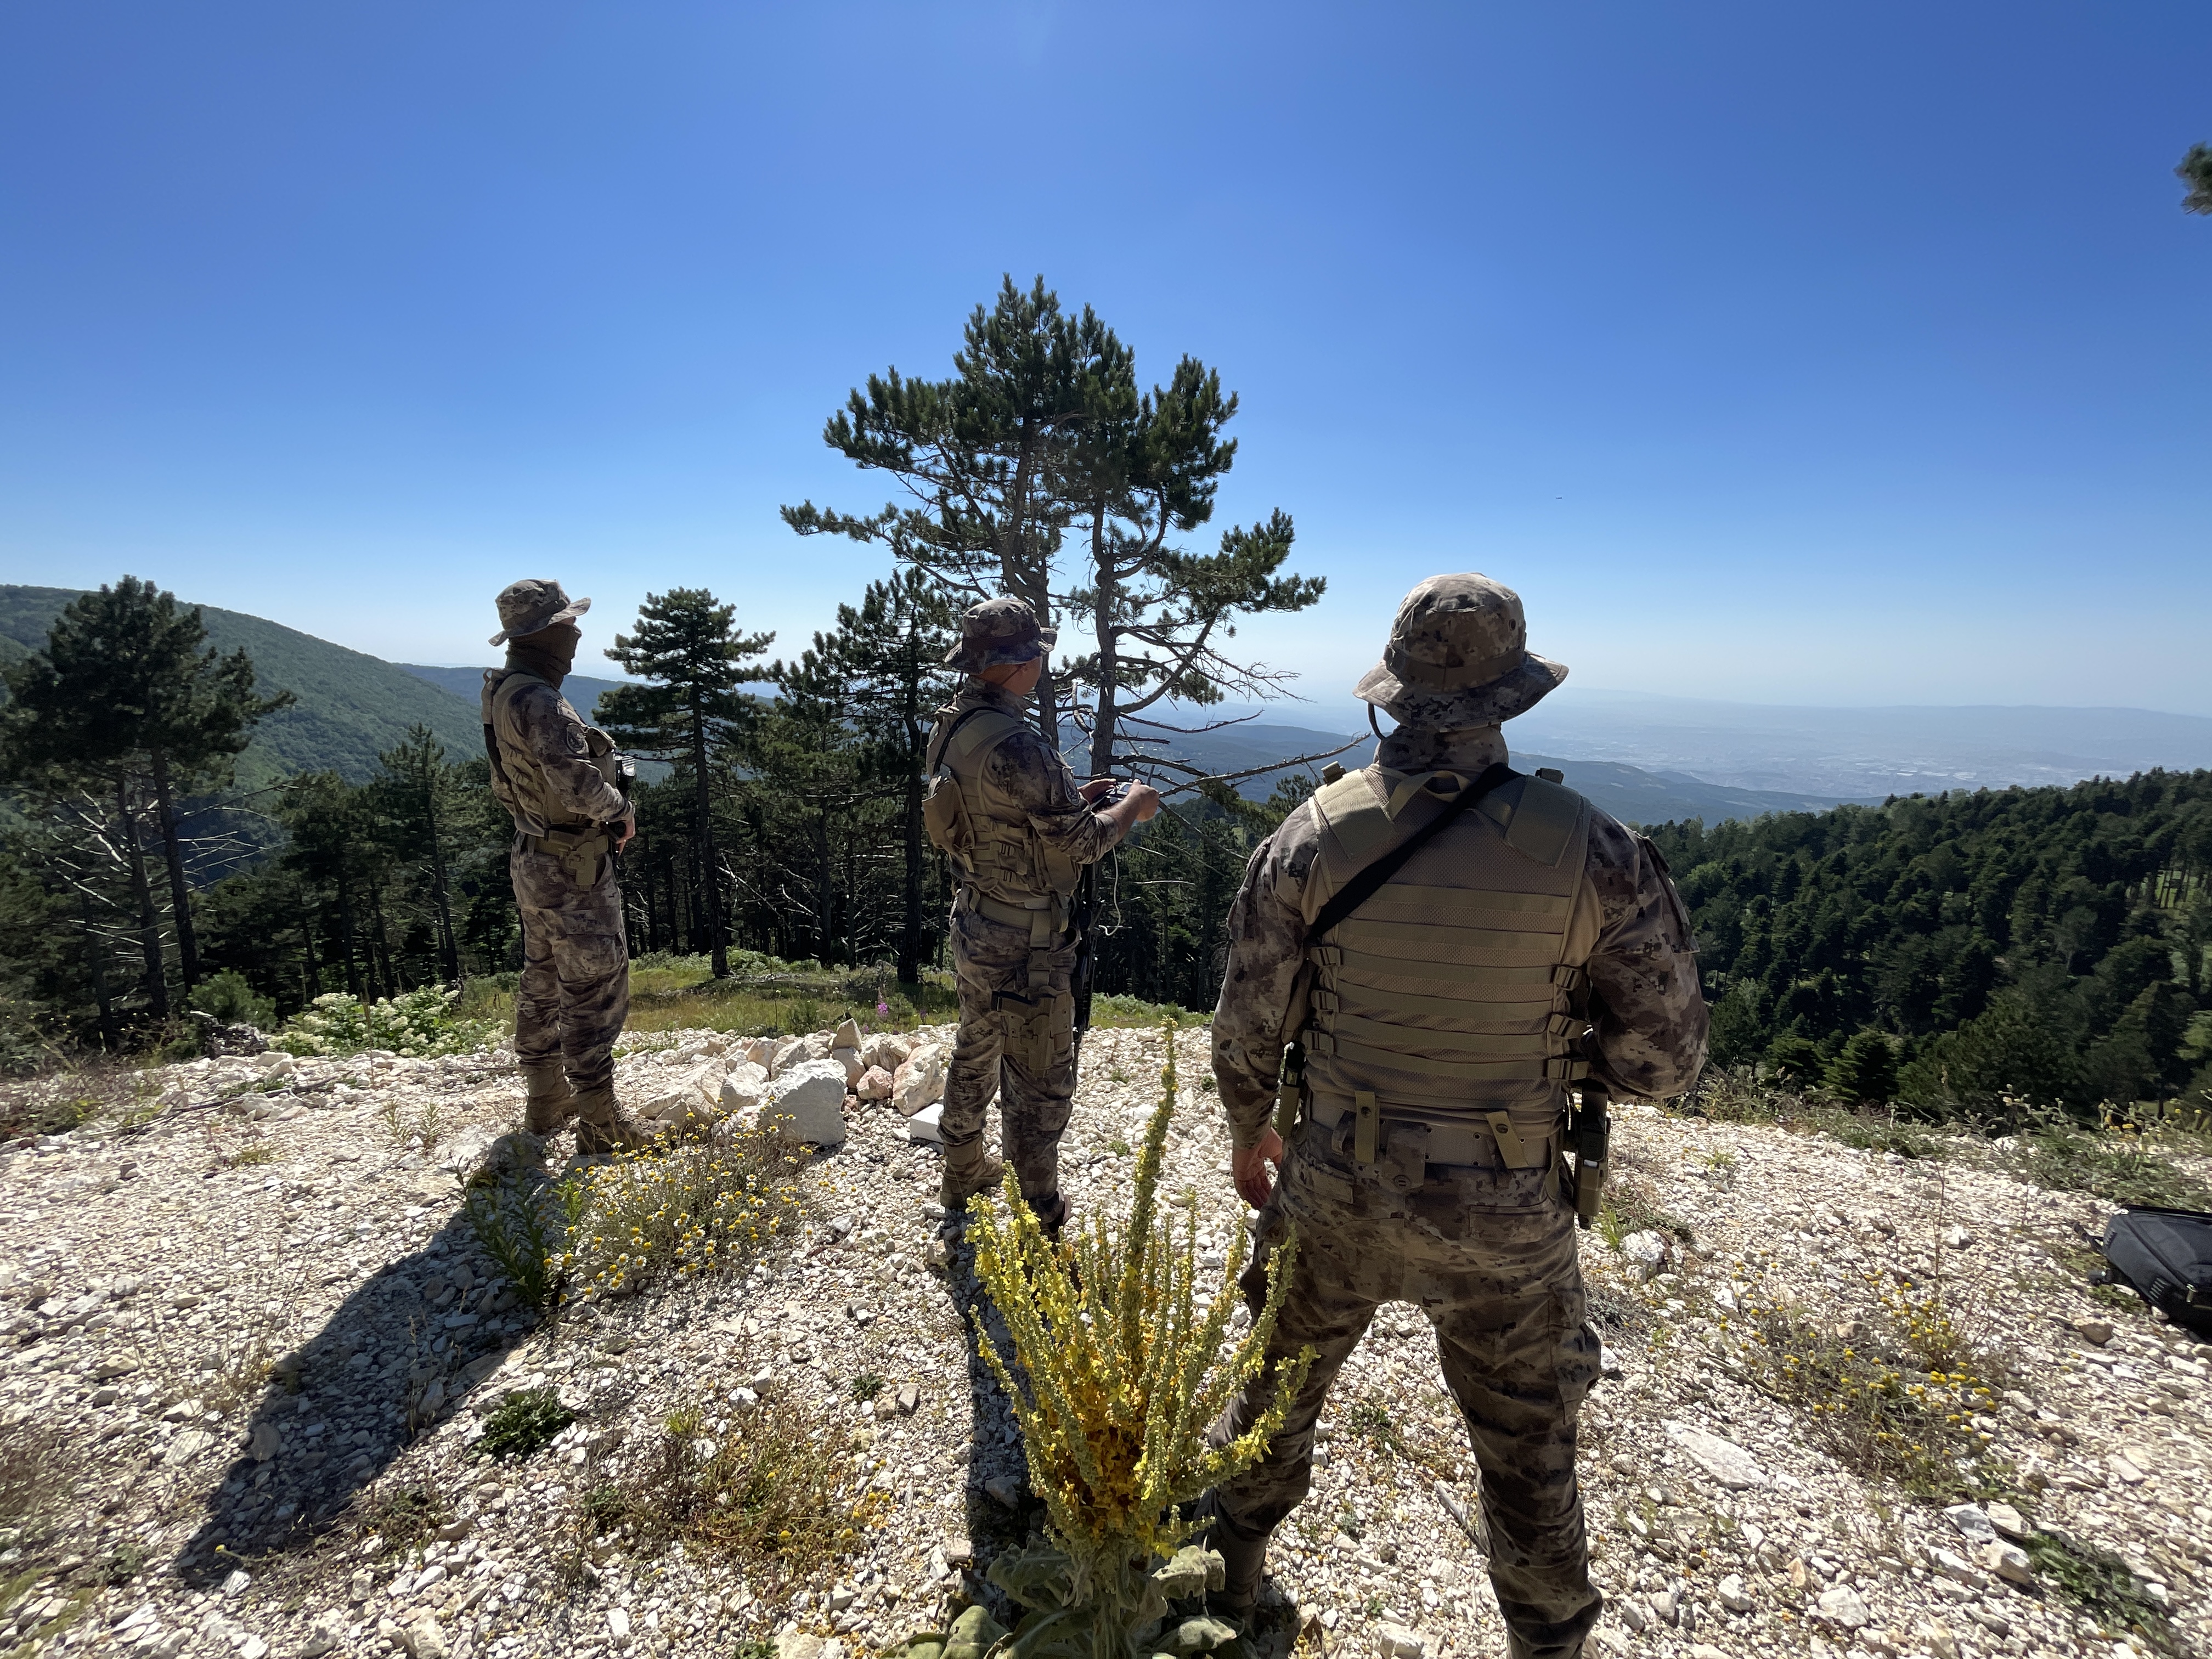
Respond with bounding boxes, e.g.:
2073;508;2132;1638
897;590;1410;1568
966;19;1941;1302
1200;575;1708;1659
482;580;636;1148
928;600;1120;1214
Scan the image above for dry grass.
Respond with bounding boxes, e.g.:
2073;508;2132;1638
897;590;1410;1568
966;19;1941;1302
572;1396;883;1587
556;1128;809;1299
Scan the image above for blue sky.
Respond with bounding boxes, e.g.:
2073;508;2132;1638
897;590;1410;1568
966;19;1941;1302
2;2;2207;714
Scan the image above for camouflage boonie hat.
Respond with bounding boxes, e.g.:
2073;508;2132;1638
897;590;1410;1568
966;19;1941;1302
1354;573;1568;727
489;579;591;646
945;595;1057;673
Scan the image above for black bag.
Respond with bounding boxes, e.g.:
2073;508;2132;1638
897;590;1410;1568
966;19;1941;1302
2100;1206;2212;1336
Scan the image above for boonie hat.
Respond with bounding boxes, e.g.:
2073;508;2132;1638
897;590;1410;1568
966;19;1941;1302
490;579;591;646
945;595;1058;674
1354;573;1568;727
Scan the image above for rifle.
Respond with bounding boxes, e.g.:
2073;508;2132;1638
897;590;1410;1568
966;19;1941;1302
1070;780;1129;1052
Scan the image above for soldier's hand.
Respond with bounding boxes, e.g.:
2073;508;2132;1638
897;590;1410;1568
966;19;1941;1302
1124;783;1161;823
1232;1127;1285;1209
615;813;636;852
1079;777;1119;802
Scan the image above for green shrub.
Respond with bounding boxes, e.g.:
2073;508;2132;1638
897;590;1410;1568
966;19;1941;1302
477;1387;573;1460
273;986;494;1058
1826;1030;1899;1104
464;1170;587;1314
193;969;275;1030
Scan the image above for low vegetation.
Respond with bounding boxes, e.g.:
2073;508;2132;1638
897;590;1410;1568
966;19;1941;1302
475;1388;574;1463
1724;1260;2014;1504
2019;1527;2182;1656
572;1397;878;1585
273;986;494;1059
2005;1109;2212;1211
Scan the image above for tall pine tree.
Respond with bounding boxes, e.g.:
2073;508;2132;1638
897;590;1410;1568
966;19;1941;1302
599;590;773;979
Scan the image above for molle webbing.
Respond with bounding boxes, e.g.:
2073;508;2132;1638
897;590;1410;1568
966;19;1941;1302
1300;769;1595;1107
927;703;1081;906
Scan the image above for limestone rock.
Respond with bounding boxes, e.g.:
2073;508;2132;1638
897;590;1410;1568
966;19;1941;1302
862;1032;911;1072
1663;1419;1768;1490
893;1042;949;1115
1977;1541;2034;1587
1984;1500;2029;1540
1623;1230;1669;1280
1943;1503;1995;1544
718;1062;770;1118
769;1037;810;1078
834;1017;863;1050
438;1125;540;1185
906;1103;945;1144
1816;1585;1871;1629
857;1066;894;1102
636;1065;721;1132
761;1059;848;1147
1716;1573;1754;1612
1372;1623;1424;1658
831;1046;866;1087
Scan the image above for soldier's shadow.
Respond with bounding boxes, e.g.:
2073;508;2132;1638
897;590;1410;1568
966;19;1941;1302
932;1224;1031;1621
175;1201;537;1590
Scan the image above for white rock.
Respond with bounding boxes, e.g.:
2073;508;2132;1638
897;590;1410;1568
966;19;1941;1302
165;1429;216;1467
856;1066;894;1102
768;1037;810;1078
891;1043;949;1115
1615;1598;1649;1634
1984;1500;2028;1539
1943;1503;1995;1544
402;1617;448;1659
1373;1623;1425;1659
834;1017;863;1050
1816;1585;1871;1629
718;1062;770;1117
2107;1454;2145;1485
862;1032;911;1072
906;1103;945;1144
1978;1541;2035;1587
1622;1230;1669;1279
743;1037;776;1068
984;1474;1022;1508
760;1059;848;1146
1716;1573;1754;1612
1663;1420;1768;1490
830;1046;866;1087
1942;1223;1973;1249
439;1126;541;1183
607;1606;632;1647
1931;1548;1990;1590
637;1065;721;1129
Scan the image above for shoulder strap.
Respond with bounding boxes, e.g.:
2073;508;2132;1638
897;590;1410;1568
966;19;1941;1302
1310;763;1518;941
928;706;1025;776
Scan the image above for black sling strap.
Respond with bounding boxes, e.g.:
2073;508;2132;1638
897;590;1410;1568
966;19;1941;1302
1309;763;1519;940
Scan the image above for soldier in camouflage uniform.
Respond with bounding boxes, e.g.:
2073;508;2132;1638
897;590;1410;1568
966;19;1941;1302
1197;574;1708;1658
924;597;1161;1228
482;579;646;1154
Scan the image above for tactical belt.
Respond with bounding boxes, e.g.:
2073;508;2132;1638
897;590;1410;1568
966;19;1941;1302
961;885;1071;948
1305;1090;1558;1173
523;823;610;887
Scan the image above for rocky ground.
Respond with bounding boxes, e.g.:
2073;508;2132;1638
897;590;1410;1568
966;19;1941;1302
0;1026;2207;1659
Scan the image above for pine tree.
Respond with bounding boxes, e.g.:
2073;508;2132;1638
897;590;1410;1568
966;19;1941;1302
781;276;1112;751
2180;142;2212;215
0;577;291;1013
799;569;957;984
371;726;465;984
599;590;773;979
1826;1030;1899;1104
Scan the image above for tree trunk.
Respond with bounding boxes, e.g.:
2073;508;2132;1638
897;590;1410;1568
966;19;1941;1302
691;696;727;978
425;793;459;983
78;891;119;1052
1087;507;1119;781
116;775;168;1019
336;874;362;998
148;750;200;994
900;754;925;986
301;908;320;1003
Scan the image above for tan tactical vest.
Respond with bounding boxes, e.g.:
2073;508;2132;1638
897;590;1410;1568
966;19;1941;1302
481;668;615;838
922;704;1082;932
1297;768;1600;1167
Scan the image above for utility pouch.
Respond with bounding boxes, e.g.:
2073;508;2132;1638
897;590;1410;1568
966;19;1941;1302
1572;1082;1611;1228
1272;1042;1306;1140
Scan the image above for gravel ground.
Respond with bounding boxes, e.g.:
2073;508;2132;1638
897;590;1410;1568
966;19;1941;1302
1;1026;2207;1659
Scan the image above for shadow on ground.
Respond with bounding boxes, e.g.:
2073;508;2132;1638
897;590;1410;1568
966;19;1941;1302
174;1199;539;1589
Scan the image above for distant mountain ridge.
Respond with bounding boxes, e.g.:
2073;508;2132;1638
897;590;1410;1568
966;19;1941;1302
0;584;483;793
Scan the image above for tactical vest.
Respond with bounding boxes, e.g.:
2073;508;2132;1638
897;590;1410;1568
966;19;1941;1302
1296;768;1600;1168
922;703;1082;934
481;668;619;838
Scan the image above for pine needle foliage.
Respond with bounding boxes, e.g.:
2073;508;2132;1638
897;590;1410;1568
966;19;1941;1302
960;1018;1312;1656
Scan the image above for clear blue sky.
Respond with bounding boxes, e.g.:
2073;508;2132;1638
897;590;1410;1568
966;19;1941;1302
2;3;2207;713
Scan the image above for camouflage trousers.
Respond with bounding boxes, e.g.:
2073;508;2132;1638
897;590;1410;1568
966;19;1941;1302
1205;1118;1602;1659
941;899;1079;1201
510;834;629;1095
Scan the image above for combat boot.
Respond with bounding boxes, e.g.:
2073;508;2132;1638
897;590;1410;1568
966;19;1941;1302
1027;1190;1069;1242
521;1063;575;1136
1193;1490;1267;1622
570;1085;651;1155
938;1139;1006;1214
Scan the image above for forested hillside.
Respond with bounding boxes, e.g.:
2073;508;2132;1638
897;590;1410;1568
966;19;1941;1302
1649;771;2212;1115
1;586;481;789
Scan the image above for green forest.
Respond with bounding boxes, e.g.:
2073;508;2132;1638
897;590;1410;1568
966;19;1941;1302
1650;771;2212;1116
0;279;1318;1067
